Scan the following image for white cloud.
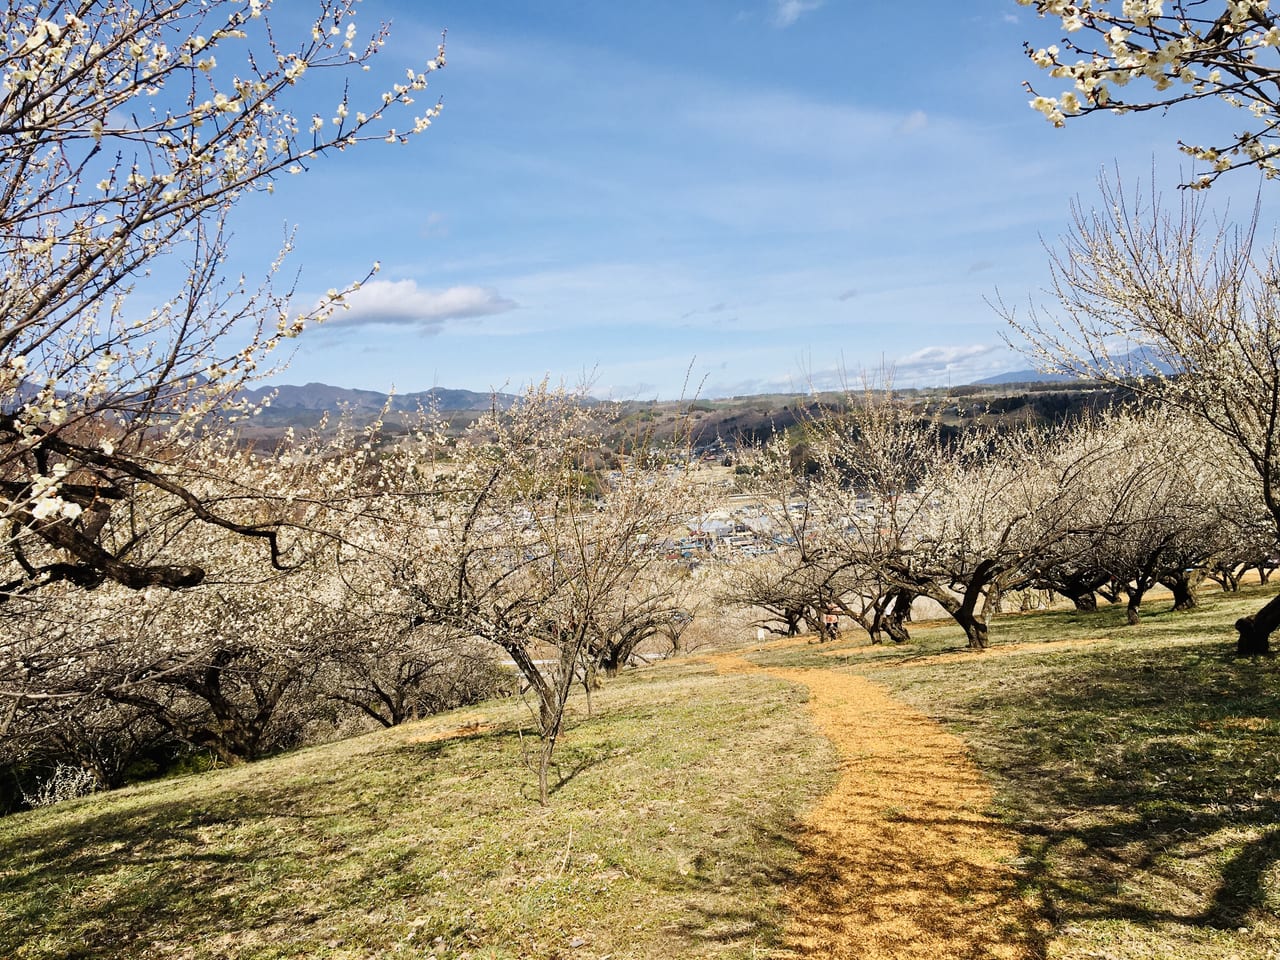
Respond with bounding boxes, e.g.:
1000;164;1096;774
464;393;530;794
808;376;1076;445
705;372;803;398
773;0;823;28
899;109;928;134
599;381;660;400
893;343;1007;383
897;344;1000;366
322;279;518;331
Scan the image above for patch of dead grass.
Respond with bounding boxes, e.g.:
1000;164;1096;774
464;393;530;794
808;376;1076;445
706;649;1045;959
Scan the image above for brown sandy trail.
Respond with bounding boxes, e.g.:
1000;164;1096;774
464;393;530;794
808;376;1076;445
708;649;1044;959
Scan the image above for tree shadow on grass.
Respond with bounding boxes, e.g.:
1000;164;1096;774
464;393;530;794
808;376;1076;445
657;819;809;955
1211;826;1280;926
0;728;515;960
1;792;319;959
664;808;1051;960
548;751;610;797
976;640;1280;937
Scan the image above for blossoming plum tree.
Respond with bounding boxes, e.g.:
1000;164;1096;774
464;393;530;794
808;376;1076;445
1026;404;1242;623
1004;177;1280;653
0;0;444;596
1018;0;1280;186
363;384;701;804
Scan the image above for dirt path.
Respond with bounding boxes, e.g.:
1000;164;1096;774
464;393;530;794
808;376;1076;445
708;648;1044;959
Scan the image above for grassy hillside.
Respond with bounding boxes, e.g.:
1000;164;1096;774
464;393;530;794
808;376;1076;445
0;662;836;960
5;587;1280;958
749;586;1280;959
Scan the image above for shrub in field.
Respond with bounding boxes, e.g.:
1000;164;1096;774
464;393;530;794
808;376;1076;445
19;763;97;809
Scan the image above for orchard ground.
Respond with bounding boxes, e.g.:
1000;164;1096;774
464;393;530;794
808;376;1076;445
3;586;1279;959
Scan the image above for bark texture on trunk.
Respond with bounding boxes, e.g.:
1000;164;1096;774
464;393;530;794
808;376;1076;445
1235;594;1280;657
957;612;989;650
876;588;914;644
1070;592;1098;612
1162;569;1204;611
1123;583;1148;626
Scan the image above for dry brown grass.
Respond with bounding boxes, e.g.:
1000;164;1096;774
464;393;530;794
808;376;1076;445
707;641;1045;959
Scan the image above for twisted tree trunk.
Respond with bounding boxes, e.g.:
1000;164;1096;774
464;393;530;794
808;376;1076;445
1235;595;1280;657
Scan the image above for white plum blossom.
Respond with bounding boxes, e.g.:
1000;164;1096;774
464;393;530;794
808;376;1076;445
0;1;447;593
1019;0;1280;185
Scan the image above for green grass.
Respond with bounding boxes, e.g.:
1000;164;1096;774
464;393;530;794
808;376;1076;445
748;584;1280;959
0;662;836;960
7;586;1280;958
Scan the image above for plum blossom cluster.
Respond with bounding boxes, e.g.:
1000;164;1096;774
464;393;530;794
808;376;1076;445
0;1;445;594
1018;0;1280;185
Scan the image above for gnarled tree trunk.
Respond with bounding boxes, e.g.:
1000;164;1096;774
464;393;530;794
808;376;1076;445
1162;568;1204;611
883;588;914;644
1068;590;1098;611
1235;594;1280;657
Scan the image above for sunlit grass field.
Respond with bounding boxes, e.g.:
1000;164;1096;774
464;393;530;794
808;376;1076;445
751;583;1280;959
0;663;835;960
4;583;1280;958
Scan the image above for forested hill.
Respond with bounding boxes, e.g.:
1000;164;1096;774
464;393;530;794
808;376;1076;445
231;383;514;434
233;380;1130;448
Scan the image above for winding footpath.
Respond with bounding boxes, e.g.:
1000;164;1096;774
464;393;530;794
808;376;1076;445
707;647;1045;960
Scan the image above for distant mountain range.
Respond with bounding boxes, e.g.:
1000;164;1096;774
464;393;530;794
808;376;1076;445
973;348;1174;386
971;368;1078;386
10;361;1160;426
225;382;516;433
241;382;512;413
242;366;1098;418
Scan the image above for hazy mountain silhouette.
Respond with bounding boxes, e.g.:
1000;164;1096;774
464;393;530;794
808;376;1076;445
974;347;1174;386
240;382;513;413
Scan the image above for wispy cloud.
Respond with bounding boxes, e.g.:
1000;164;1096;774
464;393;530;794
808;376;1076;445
682;300;731;320
321;279;518;331
760;345;1013;393
420;211;449;239
773;0;823;28
600;380;660;400
899;109;928;134
679;91;981;172
705;372;803;398
893;343;1007;383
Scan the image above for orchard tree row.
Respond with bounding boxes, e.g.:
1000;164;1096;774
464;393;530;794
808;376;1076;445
722;394;1272;651
1;386;703;809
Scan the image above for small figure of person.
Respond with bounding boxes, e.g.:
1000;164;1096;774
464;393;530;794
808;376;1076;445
821;607;839;642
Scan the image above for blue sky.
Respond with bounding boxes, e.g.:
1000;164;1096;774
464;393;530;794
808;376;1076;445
238;0;1279;399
